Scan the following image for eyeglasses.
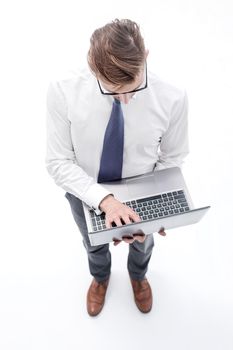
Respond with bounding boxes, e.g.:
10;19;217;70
97;62;148;96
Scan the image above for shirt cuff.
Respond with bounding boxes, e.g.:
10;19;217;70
82;183;113;215
154;161;182;171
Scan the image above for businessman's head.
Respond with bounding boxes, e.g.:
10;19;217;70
88;19;148;104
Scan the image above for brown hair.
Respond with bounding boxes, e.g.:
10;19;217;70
87;19;146;87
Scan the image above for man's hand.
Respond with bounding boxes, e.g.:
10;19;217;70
99;194;141;228
113;227;166;246
99;195;167;246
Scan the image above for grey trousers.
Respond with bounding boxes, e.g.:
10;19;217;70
65;192;154;283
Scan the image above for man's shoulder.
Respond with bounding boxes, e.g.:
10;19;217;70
148;70;186;102
48;67;95;93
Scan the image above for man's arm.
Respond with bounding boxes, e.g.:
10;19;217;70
155;90;189;171
46;81;111;214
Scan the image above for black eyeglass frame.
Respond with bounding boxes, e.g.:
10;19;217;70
97;62;148;96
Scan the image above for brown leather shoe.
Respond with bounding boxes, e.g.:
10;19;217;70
86;278;109;316
130;278;153;313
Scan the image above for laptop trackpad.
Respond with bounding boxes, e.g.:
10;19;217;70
126;174;156;198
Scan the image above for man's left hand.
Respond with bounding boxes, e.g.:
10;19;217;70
113;227;166;246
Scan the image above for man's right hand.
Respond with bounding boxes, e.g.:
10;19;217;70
99;194;141;228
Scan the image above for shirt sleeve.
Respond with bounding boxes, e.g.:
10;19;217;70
155;90;189;171
45;81;112;215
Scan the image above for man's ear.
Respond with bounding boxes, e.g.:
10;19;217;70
145;49;149;59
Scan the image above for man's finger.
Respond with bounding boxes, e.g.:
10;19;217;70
122;235;135;244
121;215;133;225
129;212;141;223
110;217;123;227
133;234;146;243
113;238;122;246
158;227;166;236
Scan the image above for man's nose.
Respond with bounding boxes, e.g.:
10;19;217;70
117;93;131;104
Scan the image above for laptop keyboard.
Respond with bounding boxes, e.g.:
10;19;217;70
89;189;190;232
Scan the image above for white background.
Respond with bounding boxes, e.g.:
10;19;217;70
0;0;233;349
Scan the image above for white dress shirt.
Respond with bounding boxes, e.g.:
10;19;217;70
46;67;189;214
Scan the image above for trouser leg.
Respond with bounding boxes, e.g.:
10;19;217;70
127;234;154;281
65;192;111;282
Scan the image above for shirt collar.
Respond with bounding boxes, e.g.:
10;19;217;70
111;92;137;103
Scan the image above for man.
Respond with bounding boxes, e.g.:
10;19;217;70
46;19;189;316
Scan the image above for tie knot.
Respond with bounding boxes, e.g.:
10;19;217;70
114;98;121;105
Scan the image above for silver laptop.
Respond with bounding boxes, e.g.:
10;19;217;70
82;167;210;246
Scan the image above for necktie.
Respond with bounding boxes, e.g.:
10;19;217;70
98;98;124;183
